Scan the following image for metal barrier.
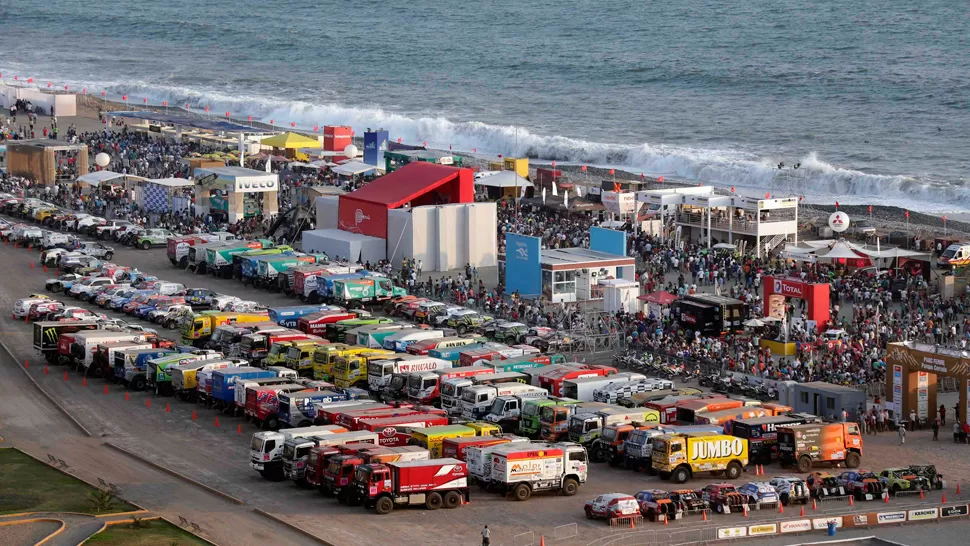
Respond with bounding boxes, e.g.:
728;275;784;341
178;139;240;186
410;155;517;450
609;515;643;530
553;523;578;542
513;530;535;546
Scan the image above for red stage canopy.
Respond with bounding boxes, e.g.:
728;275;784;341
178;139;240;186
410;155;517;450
338;162;474;239
638;291;678;305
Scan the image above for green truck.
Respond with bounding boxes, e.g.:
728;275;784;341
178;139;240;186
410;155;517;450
519;397;581;438
254;255;315;290
145;350;222;395
332;277;406;309
207;241;279;278
325;317;393;342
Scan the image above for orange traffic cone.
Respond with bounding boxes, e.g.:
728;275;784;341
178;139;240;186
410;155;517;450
742;504;749;517
44;365;49;374
849;495;854;507
779;502;784;514
702;510;708;521
103;385;109;395
124;391;130;401
883;492;890;503
539;537;545;546
237;424;243;434
43;265;47;272
165;403;171;413
812;498;818;510
63;371;68;381
145;399;151;408
663;514;668;525
191;410;197;421
24;359;28;368
800;505;805;517
919;489;925;500
629;517;635;529
942;492;947;503
30;261;34;268
958;484;962;495
82;377;87;387
214;417;220;427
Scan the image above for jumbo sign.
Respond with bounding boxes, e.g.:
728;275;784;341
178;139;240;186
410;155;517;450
690;438;744;461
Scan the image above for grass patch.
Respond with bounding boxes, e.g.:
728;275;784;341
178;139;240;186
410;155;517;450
85;519;209;545
0;449;137;515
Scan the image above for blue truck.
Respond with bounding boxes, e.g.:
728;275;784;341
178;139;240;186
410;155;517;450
209;367;278;410
316;273;372;303
268;305;342;328
277;388;369;428
114;347;177;390
429;343;489;364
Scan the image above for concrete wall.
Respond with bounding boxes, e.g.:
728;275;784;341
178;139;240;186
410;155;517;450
315;196;340;230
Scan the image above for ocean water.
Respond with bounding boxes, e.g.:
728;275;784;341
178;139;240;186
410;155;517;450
1;0;968;211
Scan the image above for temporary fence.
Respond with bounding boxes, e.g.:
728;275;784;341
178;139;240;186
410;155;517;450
553;523;578;542
513;530;535;546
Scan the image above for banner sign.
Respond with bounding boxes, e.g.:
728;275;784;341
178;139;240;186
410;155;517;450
893;365;903;419
917;371;928;420
589;226;627;256
602;191;636;214
505;233;542;296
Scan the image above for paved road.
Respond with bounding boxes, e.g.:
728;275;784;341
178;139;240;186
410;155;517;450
1;215;969;546
0;512;154;546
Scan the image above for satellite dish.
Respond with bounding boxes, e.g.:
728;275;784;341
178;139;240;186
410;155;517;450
828;211;850;233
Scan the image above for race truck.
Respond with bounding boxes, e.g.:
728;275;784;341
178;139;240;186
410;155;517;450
568;407;659;446
298;310;363;337
634;489;684;522
878;467;930;496
318;446;429;501
167;235;216;267
231;375;297;416
249;425;347;480
489;442;587;501
837;470;885;501
700;483;749;514
357;413;450;447
590;422;657;465
170;358;245;401
355;459;469;514
281;431;378;484
33;320;99;363
652;432;748;483
593;378;674;405
519;398;580;438
146;350;223;395
314;344;372;381
369;355;453;394
621;425;722;472
460;383;548;421
277;389;367;429
331;277;407;309
208;367;278;410
113;347;176;389
768;476;811;506
731;414;822;464
777;422;863;472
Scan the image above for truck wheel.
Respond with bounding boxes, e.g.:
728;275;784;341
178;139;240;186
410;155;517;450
443;491;461;509
585;507;593;519
797;456;812;473
375;496;394;515
725;462;742;480
91;366;104;379
457;325;467;335
562;478;579;496
780;494;790;507
672;467;691;484
513;483;531;501
141;241;150;250
132;376;146;391
266;416;280;430
845;452;860;468
425;492;443;510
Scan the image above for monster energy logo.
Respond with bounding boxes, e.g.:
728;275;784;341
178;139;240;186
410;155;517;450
44;327;58;343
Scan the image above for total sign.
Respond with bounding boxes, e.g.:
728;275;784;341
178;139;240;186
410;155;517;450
773;278;805;299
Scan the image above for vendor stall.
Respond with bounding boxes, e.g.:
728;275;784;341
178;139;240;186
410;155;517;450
474;171;533;200
194;166;279;223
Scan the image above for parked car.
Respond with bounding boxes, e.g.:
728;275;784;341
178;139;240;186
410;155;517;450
907;465;945;490
700;483;748;514
878;468;930;496
768;476;810;506
484;321;529;343
634;489;683;522
668;489;709;514
584;493;641;522
78;242;114;260
806;472;845;499
737;482;780;507
136;228;176;250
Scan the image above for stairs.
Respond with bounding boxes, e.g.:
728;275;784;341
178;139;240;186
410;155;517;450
762;233;788;255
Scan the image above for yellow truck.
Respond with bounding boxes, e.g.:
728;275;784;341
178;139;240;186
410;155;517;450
280;339;330;376
180;312;269;346
410;425;477;458
312;344;372;381
651;432;748;484
463;421;503;437
332;349;395;389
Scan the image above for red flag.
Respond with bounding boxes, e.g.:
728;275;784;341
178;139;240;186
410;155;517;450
423;141;427;147
47;82;51;88
498;154;503;159
397;137;402;143
730;186;735;193
640;173;645;181
657;176;664;183
27;78;33;83
551;161;556;168
204;105;209;112
162;101;168;107
905;210;910;219
64;85;69;91
867;205;872;214
313;125;319;132
185;103;190;109
449;144;452;150
473;148;477;153
943;215;947;222
270;119;274;125
581;165;587;172
225;111;230;118
835;201;839;209
248;116;253;122
765;192;771;199
143;97;148;104
122;95;127;101
609;168;615;175
101;91;106;97
82;88;86;94
290;122;296;127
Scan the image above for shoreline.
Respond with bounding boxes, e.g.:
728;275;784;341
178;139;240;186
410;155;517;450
64;95;963;240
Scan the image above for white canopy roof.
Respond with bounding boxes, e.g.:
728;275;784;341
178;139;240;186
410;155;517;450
820;241;866;259
474;171;533;189
331;161;376;176
855;247;928;259
76;171;147;186
148;177;193;188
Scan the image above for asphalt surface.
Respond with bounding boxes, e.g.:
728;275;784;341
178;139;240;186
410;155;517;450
1;214;969;546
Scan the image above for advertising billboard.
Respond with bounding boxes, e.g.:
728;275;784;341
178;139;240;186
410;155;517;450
590;227;627;256
338;196;388;239
364;130;389;167
505;233;541;296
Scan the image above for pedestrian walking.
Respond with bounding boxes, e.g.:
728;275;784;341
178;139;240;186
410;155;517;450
932;418;939;441
955;421;961;443
898;423;906;445
482;525;491;546
940;404;947;426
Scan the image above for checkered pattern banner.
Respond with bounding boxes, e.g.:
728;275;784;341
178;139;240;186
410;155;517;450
145;183;171;212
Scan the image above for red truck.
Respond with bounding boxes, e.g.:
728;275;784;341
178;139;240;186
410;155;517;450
540;365;617;396
320;446;430;501
337;407;430;430
247;383;322;429
441;436;514;461
239;330;315;364
316;402;392;426
459;348;504;367
298;311;361;337
167;235;215;268
358;414;450;447
356;458;470;514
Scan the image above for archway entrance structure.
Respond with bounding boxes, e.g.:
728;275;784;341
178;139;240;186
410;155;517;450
885;342;968;424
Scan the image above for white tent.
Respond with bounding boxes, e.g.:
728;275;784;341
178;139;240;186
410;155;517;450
147;177;193;188
856;247;927;259
301;228;386;264
473;171;533;189
331;161;376;177
819;241;866;260
76;171;147;187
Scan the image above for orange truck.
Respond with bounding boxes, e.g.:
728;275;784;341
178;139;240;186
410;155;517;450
694;407;768;429
777;422;864;472
674;398;744;425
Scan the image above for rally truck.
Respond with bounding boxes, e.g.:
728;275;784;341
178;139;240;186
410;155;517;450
731;414;821;464
314;344;373;381
410;425;478;458
519;398;580;438
568;407;659;447
238;330;316;366
621;425;722;473
489;442;587;501
777;422;863;472
146;350;223;395
281;339;331;377
483;390;554;433
590;422;658;465
356;458;470;514
460;383;548;421
368;355;453;394
113;347;176;390
319;446;429;501
298;310;364;337
276;390;364;429
539;401;612;443
651;432;748;483
430;366;495;412
231;375;297;417
357;413;450;447
332;277;407;309
208;367;278;410
167;235;218;267
33;320;99;363
593;378;674;405
180;311;270;347
171;358;246;401
332;350;396;390
250;425;347;480
282;431;379;484
561;372;647;402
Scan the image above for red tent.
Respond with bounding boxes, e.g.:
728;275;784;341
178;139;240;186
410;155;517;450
337;162;474;239
638;291;678;305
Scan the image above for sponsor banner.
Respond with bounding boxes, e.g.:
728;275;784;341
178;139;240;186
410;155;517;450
602;191;636;214
941;505;969;518
772;277;806;299
780;520;812;533
505;233;542;296
747;523;776;536
907;508;938;521
892;365;903;418
917;371;929;419
813;518;843;530
589;226;627;256
850;514;870;526
877;511;907;524
717;527;747;539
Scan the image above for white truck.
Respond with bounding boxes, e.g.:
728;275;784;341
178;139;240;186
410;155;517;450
69;331;148;371
250;425;347;479
483;389;554;432
381;329;444;353
560;372;646;402
232;376;298;416
367;355;453;392
593;378;675;404
465;438;530;486
490;442;588;501
281;430;379;483
439;366;496;414
460;383;548;421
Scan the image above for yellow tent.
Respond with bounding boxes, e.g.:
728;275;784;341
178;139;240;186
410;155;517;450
260;132;321;149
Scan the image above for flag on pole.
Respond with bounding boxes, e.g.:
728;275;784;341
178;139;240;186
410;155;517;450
904;210;909;219
943;215;947;222
609;168;615;175
552;180;558;197
835;201;839;209
581;165;587;172
563;190;569;209
658;176;664;183
868;205;872;214
730;186;735;193
541;187;547;203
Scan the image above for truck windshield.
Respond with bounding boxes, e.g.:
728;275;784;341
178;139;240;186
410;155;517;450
652;438;668;454
461;389;478;403
602;427;618;442
407;375;423;390
489;398;506;415
268;344;286;357
568;417;585;434
251;436;265;451
422;378;436;390
561;384;578;399
326;459;342;474
540;406;557;423
286;347;302;361
367;361;384;378
241;336;258;349
943;247;958;259
354;468;369;484
441;382;458;397
584;419;598;433
388;376;405;390
282;443;296;460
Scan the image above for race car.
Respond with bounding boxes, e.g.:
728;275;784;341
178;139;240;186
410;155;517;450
737;482;780;507
806;472;846;499
907;465;945;490
634;489;683;521
135;228;176;250
668;489;710;514
484;321;529;344
13;295;52;319
584;493;641;522
77;242;114;260
768;476;810;506
837;470;885;501
879;468;930;496
700;483;748;514
45;273;83;293
27;300;65;321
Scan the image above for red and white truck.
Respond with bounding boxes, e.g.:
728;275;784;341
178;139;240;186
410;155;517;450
281;431;379;483
539;365;617;397
297;310;361;337
249;425;347;480
319;446;430;500
314;400;388;425
357;414;450;447
356;458;470;514
366;355;453;393
442;435;517;461
489;442;588;501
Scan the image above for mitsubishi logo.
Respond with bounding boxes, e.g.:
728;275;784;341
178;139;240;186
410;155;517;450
354;209;371;225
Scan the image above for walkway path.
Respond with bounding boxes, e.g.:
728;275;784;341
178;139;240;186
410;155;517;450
0;511;155;546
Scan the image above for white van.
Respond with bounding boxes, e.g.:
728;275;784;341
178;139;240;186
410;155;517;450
382;329;445;352
153;282;186;296
561;372;647;402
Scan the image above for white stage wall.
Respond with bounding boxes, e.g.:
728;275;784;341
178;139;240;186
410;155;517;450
0;85;77;116
315;196;340;230
302;229;386;264
385;202;497;272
